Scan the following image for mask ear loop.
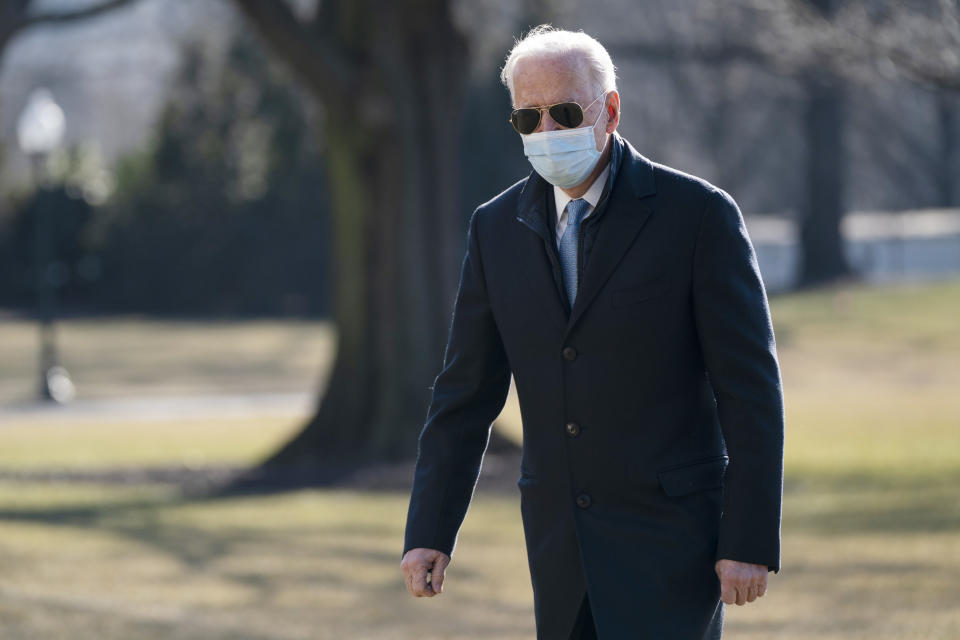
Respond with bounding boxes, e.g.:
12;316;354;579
582;92;606;122
544;91;607;130
589;92;611;137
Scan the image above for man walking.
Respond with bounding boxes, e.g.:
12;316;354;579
401;25;785;639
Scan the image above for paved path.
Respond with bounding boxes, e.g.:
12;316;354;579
0;390;315;423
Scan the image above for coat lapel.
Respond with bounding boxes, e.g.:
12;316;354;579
514;135;658;337
515;173;570;333
565;139;657;338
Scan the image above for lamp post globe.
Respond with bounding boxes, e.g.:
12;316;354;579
17;88;74;403
17;88;65;158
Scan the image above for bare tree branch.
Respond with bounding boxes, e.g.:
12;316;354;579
0;0;143;69
746;0;960;91
607;41;766;67
617;0;960;92
231;0;359;105
14;0;138;32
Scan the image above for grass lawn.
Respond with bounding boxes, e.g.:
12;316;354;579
0;279;958;638
0;316;334;403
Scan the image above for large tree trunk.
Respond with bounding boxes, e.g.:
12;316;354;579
935;93;958;207
796;0;852;287
797;70;852;287
233;1;509;474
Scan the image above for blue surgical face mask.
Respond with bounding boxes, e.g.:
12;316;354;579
521;94;607;188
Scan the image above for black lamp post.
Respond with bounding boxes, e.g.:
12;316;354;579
17;88;75;403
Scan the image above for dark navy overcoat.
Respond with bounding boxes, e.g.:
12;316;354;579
403;133;785;639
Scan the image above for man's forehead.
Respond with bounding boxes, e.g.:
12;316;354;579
512;53;592;106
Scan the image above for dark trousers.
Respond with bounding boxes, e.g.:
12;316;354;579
567;593;724;639
568;593;597;640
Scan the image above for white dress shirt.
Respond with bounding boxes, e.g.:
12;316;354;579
553;160;611;249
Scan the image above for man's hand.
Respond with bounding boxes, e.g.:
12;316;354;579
401;548;451;597
715;559;768;606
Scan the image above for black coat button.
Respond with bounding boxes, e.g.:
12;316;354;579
562;346;578;361
565;422;580;437
576;493;592;508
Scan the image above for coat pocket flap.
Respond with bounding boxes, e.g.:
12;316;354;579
657;456;728;497
517;469;538;488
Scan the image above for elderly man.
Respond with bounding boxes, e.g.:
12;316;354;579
400;25;784;639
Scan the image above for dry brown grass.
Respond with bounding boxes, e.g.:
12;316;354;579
0;279;957;638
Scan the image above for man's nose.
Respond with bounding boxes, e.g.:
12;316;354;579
537;109;560;133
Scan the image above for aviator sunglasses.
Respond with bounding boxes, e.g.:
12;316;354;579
509;92;607;135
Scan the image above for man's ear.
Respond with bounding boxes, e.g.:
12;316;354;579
604;91;621;133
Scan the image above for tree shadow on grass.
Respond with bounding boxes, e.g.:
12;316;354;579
784;470;960;535
0;482;490;615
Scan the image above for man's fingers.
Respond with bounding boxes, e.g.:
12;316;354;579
725;576;768;605
715;559;770;607
401;549;452;598
431;554;450;594
412;565;436;597
720;581;737;605
735;585;747;606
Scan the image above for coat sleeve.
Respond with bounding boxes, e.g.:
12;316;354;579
691;187;785;574
402;207;512;559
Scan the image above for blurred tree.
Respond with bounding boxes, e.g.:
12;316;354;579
0;184;94;308
611;0;960;286
609;1;854;286
847;84;956;210
795;0;852;286
0;0;138;67
93;34;330;315
755;0;960;282
0;33;330;315
753;0;960;283
231;0;495;474
0;0;141;279
935;93;959;207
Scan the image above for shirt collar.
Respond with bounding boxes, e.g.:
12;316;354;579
554;159;611;221
516;132;626;243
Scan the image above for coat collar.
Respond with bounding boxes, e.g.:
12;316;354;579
515;132;656;237
514;133;658;337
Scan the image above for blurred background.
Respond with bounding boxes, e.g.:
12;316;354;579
0;0;957;638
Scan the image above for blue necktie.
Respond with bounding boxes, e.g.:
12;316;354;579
558;198;591;309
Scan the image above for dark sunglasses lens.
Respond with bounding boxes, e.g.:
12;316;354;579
549;102;584;128
512;109;542;134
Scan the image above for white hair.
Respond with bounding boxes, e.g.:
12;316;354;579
499;25;618;102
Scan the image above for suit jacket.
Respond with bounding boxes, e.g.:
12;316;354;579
403;133;785;639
